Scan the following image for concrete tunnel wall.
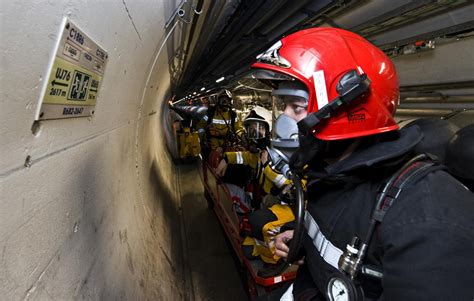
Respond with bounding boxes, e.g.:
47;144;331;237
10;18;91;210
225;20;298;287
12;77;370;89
1;1;188;299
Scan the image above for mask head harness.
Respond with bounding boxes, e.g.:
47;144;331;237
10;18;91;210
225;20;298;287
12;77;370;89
272;81;309;104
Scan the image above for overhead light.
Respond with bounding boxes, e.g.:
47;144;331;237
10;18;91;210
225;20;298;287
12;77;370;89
206;89;211;93
216;76;225;83
193;92;197;95
200;87;205;91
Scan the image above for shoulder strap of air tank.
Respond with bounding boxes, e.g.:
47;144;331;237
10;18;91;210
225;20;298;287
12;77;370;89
207;106;216;125
230;109;236;129
373;154;446;223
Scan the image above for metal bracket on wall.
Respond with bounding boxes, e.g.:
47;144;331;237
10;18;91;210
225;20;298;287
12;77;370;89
165;0;203;28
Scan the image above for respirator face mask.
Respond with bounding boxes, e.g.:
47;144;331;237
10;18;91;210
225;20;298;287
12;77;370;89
244;112;271;152
267;113;302;177
246;120;268;140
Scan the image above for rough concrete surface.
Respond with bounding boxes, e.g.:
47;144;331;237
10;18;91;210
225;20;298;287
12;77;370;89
1;0;193;300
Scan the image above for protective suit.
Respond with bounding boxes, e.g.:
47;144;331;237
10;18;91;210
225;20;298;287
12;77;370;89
197;93;243;152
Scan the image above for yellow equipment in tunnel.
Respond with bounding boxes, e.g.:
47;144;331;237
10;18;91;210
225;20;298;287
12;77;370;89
177;126;201;159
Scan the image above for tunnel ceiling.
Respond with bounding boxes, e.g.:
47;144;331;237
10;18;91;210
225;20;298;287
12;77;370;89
170;0;474;100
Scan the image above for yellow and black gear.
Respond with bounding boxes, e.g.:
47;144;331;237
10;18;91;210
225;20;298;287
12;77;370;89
225;150;260;168
177;127;200;158
258;164;292;195
243;204;295;264
197;106;243;150
224;149;307;266
224;150;292;195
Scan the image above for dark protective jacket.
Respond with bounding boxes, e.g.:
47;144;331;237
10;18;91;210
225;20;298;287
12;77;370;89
294;126;474;300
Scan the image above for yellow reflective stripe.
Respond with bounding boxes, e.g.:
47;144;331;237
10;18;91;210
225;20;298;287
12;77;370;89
236;152;243;164
211;118;228;124
273;174;288;188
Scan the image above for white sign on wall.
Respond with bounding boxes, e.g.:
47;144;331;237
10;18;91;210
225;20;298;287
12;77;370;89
36;17;108;120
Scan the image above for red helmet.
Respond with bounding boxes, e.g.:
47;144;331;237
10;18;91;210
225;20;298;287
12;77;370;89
252;28;400;141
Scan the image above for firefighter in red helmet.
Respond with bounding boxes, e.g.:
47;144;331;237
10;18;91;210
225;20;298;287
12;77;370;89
250;28;474;300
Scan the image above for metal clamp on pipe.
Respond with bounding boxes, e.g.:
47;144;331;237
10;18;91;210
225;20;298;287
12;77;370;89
165;0;203;28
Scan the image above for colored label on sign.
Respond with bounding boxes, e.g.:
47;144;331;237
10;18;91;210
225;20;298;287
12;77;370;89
43;57;101;106
62;42;80;61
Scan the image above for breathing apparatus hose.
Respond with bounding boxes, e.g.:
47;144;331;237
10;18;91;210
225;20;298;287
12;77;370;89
257;173;305;278
285;173;305;263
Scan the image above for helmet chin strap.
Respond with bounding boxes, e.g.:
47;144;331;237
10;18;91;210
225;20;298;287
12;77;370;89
297;70;371;135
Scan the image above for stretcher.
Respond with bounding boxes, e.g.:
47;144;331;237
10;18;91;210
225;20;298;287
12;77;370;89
199;151;298;298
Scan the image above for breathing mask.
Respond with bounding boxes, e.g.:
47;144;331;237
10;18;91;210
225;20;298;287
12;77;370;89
217;94;232;111
269;110;303;177
244;110;270;152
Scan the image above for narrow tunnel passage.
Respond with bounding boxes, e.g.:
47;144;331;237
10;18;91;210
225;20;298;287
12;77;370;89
177;163;247;300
